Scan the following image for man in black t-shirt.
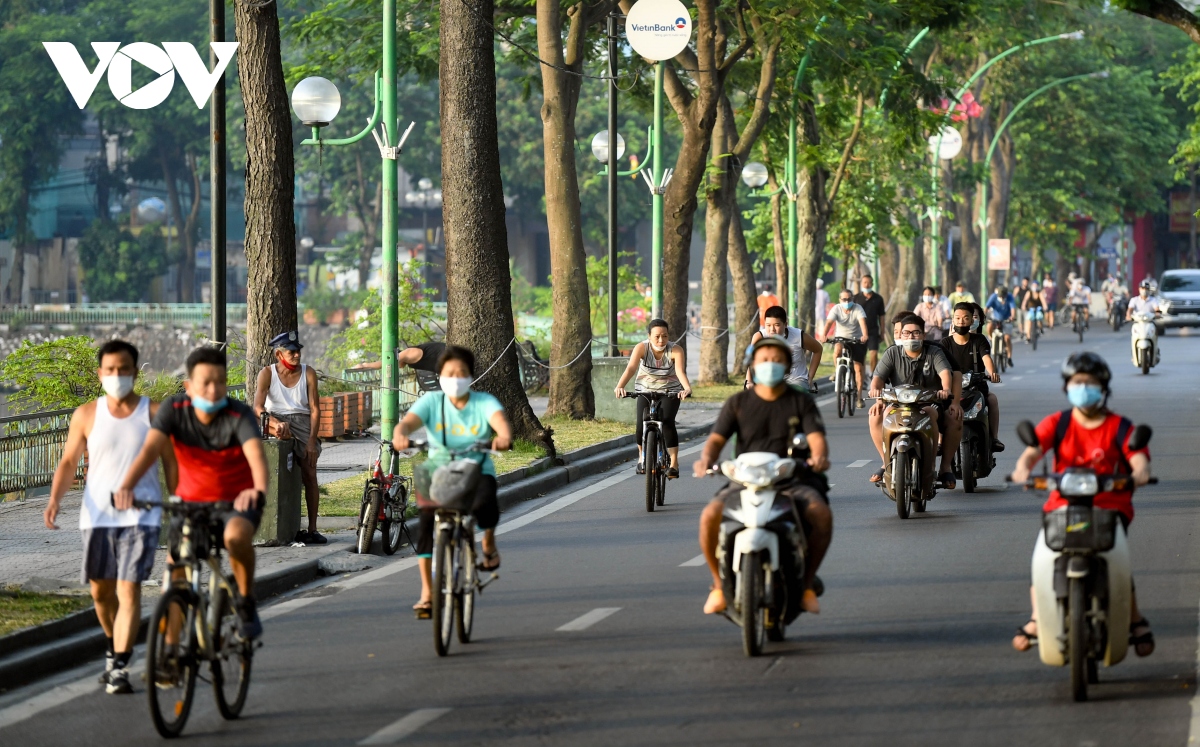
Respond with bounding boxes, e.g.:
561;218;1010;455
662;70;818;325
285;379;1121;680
940;303;1004;452
398;341;446;391
693;337;832;617
853;274;887;374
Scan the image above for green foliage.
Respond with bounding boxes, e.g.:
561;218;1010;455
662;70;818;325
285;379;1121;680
585;253;651;344
0;337;102;413
77;219;168;302
324;262;440;370
136;372;184;401
510;262;553;317
300;284;369;325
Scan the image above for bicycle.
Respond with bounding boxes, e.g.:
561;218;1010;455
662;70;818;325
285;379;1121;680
356;434;415;556
623;391;681;512
1072;303;1090;343
829;337;859;418
122;496;255;739
989;318;1008;373
1026;308;1044;351
406;439;499;657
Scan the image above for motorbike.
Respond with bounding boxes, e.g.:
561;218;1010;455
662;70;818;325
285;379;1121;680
1130;312;1159;375
878;386;941;519
713;435;819;657
1014;420;1155;702
1109;295;1129;332
953;372;994;493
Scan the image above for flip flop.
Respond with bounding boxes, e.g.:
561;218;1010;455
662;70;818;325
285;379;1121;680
479;550;501;572
939;472;957;489
869;467;885;484
1013;620;1037;652
1130;617;1155;657
413;601;432;620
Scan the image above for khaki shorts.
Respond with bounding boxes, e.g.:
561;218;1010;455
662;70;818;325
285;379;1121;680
271;411;321;461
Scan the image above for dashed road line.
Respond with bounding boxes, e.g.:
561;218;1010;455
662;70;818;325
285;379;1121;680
680;554;707;567
847;459;871;469
360;708;453;744
556;608;622;632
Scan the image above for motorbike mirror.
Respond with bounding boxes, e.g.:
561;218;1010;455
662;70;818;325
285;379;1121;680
1127;424;1153;451
1016;420;1038;448
792;433;808;449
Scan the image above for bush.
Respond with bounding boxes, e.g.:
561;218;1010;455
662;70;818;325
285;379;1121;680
77;219;169;302
324;261;440;370
0;337;102;413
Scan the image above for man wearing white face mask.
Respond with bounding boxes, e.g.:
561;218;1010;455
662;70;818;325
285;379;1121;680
46;340;175;695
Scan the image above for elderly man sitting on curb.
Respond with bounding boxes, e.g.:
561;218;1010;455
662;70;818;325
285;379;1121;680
254;330;325;544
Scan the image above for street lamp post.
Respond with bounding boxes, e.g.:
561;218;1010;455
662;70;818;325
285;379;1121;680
291;0;416;455
929;30;1085;290
977;71;1109;293
592;129;625;356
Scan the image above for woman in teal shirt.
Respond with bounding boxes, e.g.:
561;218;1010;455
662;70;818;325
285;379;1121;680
393;345;513;618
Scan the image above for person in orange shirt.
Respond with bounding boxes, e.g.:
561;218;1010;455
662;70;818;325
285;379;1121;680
757;283;781;328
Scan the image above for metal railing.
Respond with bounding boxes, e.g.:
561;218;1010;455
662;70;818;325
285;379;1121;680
0;303;249;327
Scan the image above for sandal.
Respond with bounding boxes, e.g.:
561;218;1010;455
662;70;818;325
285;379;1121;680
1130;617;1155;657
704;586;726;615
636;462;645;475
939;472;957;490
1013;620;1038;652
869;467;886;484
479;550;501;572
413;601;432;620
667;467;679;479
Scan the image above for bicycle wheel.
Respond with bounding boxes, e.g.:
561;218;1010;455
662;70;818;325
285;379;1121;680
1030;321;1038;351
455;534;476;644
847;368;857;416
146;585;199;738
382;485;408;555
432;526;455;656
211;585;252;720
836;366;846;418
644;429;658;513
356;487;381;555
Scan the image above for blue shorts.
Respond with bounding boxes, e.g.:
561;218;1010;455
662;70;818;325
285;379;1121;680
81;526;160;584
1025;308;1044;321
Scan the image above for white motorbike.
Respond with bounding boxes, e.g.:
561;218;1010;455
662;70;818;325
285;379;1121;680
1014;420;1155;702
713;436;821;657
1130;312;1159;375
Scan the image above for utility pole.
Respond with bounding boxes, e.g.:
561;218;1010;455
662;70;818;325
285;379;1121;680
607;11;619;356
210;0;226;342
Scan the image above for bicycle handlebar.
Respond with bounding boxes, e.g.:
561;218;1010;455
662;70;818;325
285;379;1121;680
111;493;235;513
621;391;682;399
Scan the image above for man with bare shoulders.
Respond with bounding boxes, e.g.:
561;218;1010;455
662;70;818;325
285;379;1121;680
45;340;176;695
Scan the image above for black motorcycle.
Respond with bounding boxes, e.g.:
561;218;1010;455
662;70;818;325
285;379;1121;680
953;372;995;493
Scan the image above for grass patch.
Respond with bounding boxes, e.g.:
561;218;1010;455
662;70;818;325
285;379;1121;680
0;587;93;637
318;417;634;517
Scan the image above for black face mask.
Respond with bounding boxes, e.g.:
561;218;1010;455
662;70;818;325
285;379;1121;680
953;325;972;336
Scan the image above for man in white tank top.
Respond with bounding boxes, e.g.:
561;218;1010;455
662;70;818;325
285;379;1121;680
253;330;324;544
45;340;175;695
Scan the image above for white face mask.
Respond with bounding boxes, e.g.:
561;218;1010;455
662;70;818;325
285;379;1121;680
439;375;473;398
649;341;667;353
922;295;934;304
101;375;134;399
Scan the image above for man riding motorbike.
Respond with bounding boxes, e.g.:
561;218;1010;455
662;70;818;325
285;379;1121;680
1125;280;1160;322
694;337;832;616
867;314;962;489
940;303;1004;453
1009;352;1154;657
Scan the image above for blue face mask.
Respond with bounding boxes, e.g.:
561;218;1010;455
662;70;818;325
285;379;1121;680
753;361;787;387
1066;383;1103;409
192;394;228;414
841;301;853;309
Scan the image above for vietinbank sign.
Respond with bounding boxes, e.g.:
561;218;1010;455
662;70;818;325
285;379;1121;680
43;42;238;110
625;0;692;61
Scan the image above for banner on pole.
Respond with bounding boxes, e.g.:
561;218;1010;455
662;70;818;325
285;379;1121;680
987;239;1011;271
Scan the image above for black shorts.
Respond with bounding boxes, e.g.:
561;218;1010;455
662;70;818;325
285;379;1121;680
865;334;881;353
167;505;262;557
715;479;828;515
417;475;500;556
846;341;867;364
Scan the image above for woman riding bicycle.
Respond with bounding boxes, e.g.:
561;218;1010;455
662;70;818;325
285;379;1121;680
392;345;513;619
1022;283;1045;341
613;319;693;479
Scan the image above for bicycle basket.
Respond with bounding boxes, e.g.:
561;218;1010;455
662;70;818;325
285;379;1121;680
414;458;481;511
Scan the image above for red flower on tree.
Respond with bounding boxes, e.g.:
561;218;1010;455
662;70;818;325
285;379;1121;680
933;91;983;122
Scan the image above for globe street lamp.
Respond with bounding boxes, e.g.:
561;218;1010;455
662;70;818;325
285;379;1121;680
740;162;769;190
292;0;418;451
593;129;625;356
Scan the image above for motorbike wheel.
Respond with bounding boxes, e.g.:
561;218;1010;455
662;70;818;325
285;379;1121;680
1087;657;1098;685
356;488;381;555
836;367;847;419
1069;576;1088;702
912;456;927;512
959;438;976;494
644;429;658;513
740;552;766;657
892;453;911;520
1141;350;1150;375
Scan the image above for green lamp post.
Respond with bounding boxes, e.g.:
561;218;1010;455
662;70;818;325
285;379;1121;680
977;70;1109;292
929;30;1085;290
291;0;416;458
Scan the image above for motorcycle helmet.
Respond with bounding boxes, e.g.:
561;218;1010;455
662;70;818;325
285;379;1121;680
1139;279;1152;291
1060;351;1112;393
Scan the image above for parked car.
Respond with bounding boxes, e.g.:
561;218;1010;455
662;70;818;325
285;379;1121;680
1158;269;1200;328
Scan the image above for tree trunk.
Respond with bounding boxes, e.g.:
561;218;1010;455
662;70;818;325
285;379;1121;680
538;0;595;420
698;101;735;384
441;0;550;451
727;205;756;380
877;234;897;301
235;0;298;398
661;125;712;338
794;166;827;335
886;212;925;323
5;199;28;305
161;148;195;303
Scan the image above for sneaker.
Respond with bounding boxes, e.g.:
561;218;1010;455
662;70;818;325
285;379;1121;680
306;530;328;545
856;398;865;409
635;462;645;475
105;668;133;695
238;598;263;640
293;530;311;545
98;651;115;684
993;440;1006;453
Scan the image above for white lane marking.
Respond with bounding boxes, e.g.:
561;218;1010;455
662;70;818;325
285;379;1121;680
847;459;870;468
556;607;622;632
0;677;98;731
680;554;706;567
360;708;453;744
1010;376;1024;381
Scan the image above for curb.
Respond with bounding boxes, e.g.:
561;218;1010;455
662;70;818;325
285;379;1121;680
0;420;713;693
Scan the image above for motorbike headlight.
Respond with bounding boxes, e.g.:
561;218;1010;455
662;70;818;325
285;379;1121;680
720;461;738;480
962;372;973;388
964;399;982;419
734;464;774;487
1058;471;1099;497
896;388;920;404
